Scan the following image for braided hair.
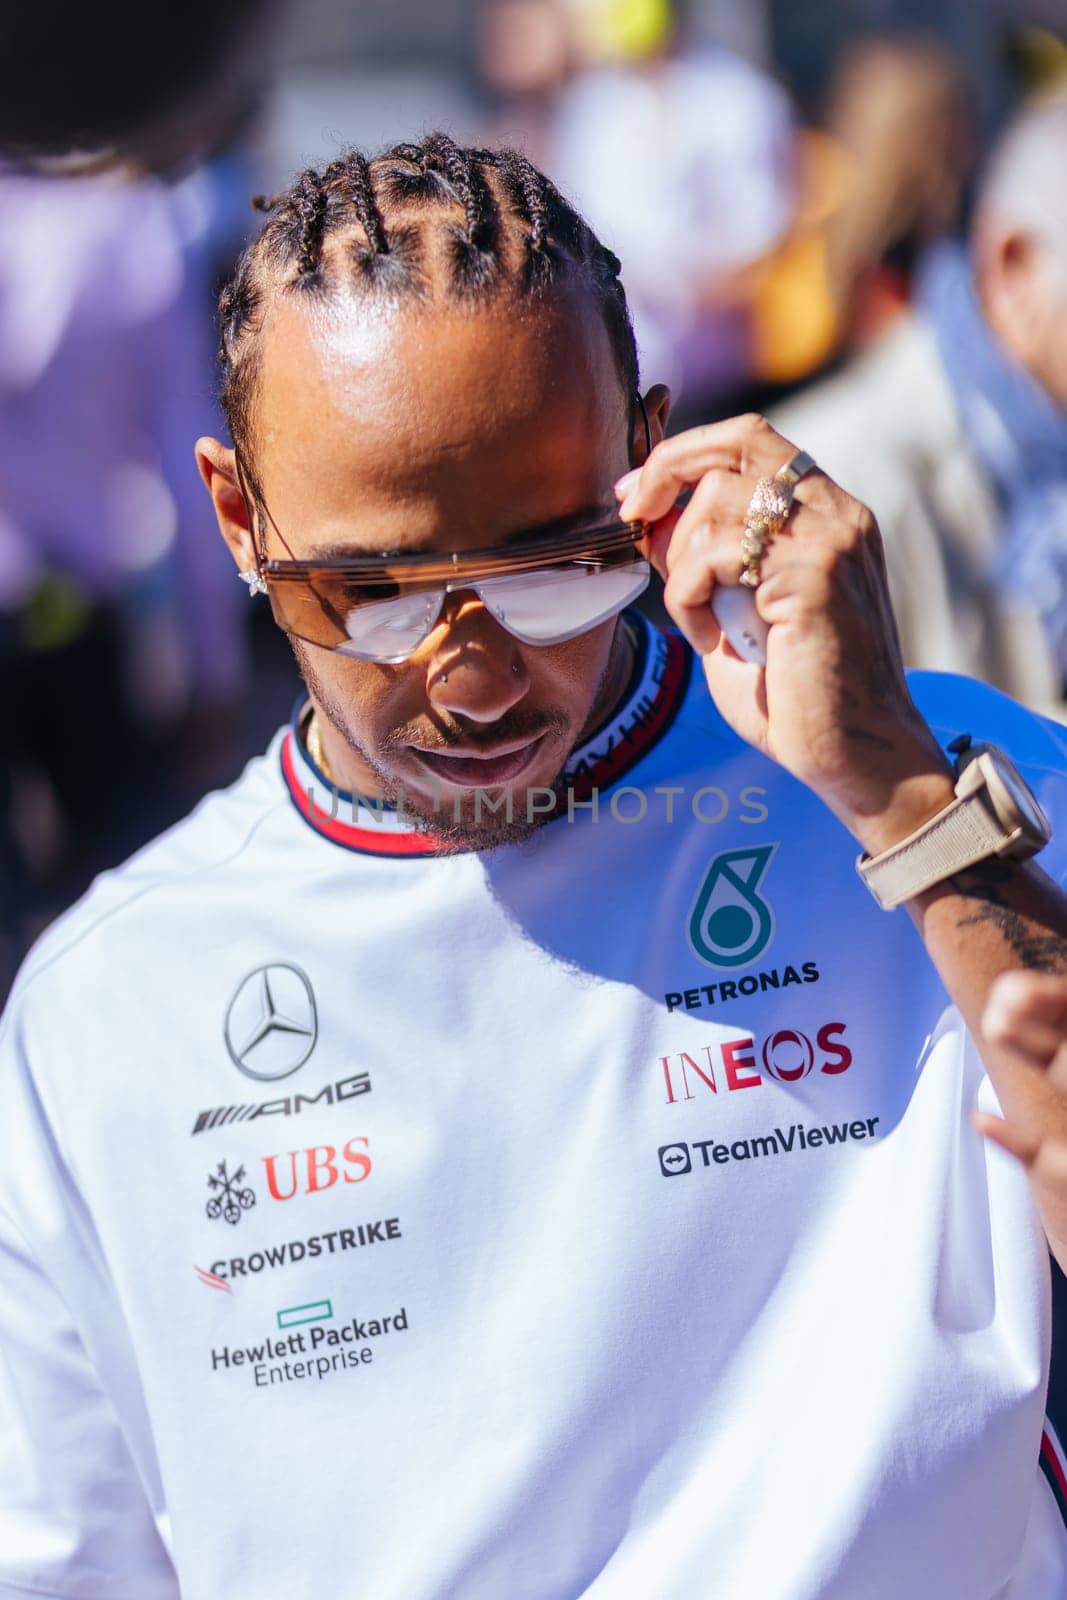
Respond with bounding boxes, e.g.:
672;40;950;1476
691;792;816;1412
218;132;639;487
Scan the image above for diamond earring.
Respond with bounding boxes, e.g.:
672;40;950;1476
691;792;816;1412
239;568;267;597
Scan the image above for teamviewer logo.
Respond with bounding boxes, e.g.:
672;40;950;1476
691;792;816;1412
659;1143;691;1177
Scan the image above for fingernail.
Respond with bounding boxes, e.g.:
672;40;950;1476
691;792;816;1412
614;468;641;498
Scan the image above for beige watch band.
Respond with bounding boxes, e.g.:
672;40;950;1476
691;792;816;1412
857;791;1013;911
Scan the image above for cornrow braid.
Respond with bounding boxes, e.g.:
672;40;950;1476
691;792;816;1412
425;133;496;248
343;149;386;256
501;150;550;256
218;132;639;475
408;132;501;293
486;147;570;290
294;168;328;277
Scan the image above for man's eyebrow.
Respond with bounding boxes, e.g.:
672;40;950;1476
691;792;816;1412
306;502;622;561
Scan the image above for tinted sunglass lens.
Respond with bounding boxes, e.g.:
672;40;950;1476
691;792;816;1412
280;556;647;660
333;590;443;661
476;563;649;645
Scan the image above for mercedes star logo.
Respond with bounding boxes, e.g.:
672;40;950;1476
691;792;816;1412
224;963;318;1081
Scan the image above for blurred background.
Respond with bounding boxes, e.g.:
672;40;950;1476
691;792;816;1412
1;0;1066;1000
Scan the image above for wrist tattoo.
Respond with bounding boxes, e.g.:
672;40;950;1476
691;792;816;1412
843;726;895;753
950;861;1067;973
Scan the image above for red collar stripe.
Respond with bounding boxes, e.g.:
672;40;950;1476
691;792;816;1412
1041;1423;1067;1527
279;616;691;858
281;735;441;857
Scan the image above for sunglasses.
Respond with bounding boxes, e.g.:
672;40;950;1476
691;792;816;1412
245;498;652;664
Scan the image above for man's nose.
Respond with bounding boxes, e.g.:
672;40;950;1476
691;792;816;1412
423;593;531;723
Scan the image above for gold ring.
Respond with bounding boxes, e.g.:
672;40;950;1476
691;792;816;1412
739;450;818;587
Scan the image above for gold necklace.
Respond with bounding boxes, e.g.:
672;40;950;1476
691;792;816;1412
306;710;336;784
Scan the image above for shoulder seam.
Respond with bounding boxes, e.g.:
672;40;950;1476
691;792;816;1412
9;798;291;1002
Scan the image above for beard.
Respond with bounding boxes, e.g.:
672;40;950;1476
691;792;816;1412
291;642;610;853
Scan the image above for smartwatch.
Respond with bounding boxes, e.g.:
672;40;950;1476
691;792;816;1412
857;735;1052;910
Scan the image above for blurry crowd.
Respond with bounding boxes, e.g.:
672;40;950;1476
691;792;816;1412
2;0;1066;998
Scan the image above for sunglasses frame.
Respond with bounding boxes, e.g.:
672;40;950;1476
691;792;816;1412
258;519;650;589
231;432;654;655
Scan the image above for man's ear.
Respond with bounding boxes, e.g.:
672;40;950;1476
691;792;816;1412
195;436;258;572
975;226;1044;368
633;383;671;464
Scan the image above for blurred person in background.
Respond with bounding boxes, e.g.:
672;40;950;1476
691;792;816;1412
775;84;1067;716
480;0;856;421
0;0;280;997
817;35;974;354
0;0;274;175
0;163;252;822
507;0;809;417
478;0;573;158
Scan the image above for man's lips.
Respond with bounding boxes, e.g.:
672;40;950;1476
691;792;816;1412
407;733;549;788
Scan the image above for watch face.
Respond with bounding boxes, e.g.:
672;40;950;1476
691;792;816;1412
983;748;1052;841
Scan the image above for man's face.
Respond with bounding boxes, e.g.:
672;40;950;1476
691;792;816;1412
977;222;1067;412
241;281;642;847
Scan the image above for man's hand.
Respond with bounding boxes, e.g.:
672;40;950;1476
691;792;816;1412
978;972;1067;1215
616;412;956;854
619;412;1067;1265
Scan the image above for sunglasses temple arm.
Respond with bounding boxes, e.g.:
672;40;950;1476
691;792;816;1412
633;527;655;562
632;487;696;562
232;453;264;575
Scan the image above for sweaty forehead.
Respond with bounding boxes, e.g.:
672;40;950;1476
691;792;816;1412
252;280;629;548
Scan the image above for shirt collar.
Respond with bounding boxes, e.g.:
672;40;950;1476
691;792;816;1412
279;610;691;857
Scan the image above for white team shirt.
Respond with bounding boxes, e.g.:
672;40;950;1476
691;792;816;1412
3;613;1067;1599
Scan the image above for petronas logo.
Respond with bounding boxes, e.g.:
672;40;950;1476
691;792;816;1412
687;844;779;969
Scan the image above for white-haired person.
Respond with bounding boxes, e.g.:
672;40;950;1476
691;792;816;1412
775;89;1067;715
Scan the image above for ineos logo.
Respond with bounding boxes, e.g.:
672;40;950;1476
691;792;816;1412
224;964;318;1082
761;1028;816;1083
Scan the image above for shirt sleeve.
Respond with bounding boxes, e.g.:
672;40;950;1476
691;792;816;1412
0;1200;179;1600
0;972;179;1600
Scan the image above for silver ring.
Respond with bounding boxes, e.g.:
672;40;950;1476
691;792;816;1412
774;449;817;489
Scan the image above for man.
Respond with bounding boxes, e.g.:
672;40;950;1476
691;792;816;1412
774;90;1067;716
3;133;1067;1598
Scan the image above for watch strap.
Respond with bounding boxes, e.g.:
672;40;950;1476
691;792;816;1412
857;791;1011;910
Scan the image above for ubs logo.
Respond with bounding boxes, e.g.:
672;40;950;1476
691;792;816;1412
205;1159;256;1225
224;964;318;1081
